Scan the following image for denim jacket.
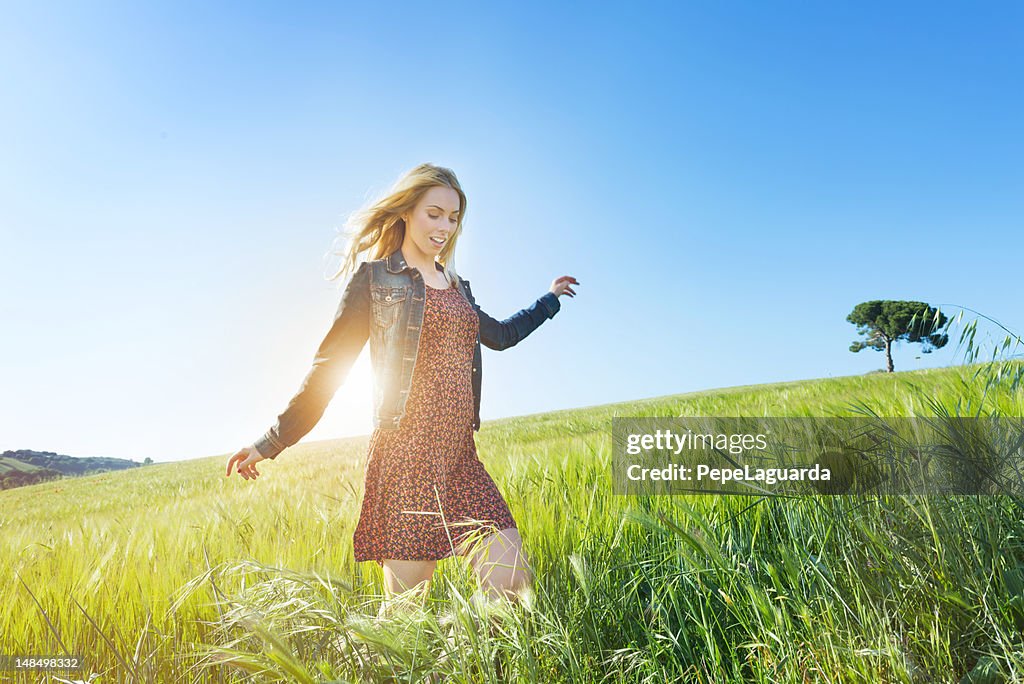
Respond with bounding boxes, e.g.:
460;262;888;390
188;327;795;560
254;246;561;460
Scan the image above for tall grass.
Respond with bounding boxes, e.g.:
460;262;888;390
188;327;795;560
3;328;1024;681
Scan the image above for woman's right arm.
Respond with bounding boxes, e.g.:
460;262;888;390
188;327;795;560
253;261;371;460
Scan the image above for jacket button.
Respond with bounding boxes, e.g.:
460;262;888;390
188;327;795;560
472;368;477;373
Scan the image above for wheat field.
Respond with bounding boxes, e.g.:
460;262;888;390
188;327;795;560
3;363;1023;683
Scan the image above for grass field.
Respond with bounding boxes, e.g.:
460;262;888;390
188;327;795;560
3;362;1024;683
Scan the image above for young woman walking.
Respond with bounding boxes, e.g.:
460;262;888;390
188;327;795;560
226;163;577;615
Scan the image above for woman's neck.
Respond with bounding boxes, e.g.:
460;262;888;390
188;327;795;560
400;243;435;275
400;241;446;285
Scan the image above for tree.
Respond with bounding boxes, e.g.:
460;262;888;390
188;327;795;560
846;300;949;372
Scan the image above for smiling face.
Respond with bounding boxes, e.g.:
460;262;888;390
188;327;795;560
401;185;461;262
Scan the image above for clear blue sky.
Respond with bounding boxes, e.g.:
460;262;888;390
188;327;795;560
2;1;1021;463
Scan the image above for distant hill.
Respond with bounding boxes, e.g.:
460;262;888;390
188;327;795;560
0;449;144;490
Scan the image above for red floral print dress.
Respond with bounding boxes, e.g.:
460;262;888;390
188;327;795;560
352;281;518;566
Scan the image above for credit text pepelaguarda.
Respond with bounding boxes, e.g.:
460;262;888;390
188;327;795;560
625;462;832;485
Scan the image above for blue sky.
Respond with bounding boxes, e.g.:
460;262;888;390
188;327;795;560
2;1;1021;463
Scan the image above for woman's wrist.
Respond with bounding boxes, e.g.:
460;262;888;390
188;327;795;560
252;435;281;460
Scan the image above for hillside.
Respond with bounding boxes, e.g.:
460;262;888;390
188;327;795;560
1;361;1022;682
0;449;144;490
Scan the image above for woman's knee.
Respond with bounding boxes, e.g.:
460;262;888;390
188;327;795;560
492;565;531;598
472;528;533;594
382;559;436;596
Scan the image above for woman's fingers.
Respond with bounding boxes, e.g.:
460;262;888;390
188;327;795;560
226;449;246;477
240;459;260;480
550;275;579;296
227;447;263;479
556;283;576;296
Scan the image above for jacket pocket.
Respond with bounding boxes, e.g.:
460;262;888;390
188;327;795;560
370;286;408;330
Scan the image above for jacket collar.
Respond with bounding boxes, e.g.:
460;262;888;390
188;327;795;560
386;245;444;275
385;244;471;304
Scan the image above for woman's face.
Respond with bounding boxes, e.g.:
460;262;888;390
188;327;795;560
402;185;460;260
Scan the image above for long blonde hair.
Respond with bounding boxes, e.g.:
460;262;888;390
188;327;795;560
325;163;467;287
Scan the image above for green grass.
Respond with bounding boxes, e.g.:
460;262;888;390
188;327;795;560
2;362;1023;682
0;457;46;474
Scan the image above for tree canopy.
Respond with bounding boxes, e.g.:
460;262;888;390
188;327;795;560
847;300;949;372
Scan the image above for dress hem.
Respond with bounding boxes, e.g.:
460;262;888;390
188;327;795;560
353;524;519;566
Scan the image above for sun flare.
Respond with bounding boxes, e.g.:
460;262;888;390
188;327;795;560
308;347;375;441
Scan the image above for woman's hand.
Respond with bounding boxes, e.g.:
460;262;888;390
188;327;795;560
549;275;578;298
226;445;267;480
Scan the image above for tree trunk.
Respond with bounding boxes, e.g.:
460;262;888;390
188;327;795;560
885;338;894;372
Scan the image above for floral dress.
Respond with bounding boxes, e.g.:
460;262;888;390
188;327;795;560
352;281;518;566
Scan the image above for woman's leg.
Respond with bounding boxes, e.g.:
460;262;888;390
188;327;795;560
462;527;533;602
379;559;437;618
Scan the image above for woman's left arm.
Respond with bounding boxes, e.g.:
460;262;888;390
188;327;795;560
463;275;578;351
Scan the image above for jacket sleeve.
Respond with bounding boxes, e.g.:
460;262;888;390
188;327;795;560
461;278;560;351
254;261;371;460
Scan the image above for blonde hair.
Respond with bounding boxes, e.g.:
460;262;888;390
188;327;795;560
325;163;467;287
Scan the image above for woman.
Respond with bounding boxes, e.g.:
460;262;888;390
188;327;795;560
226;163;577;614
